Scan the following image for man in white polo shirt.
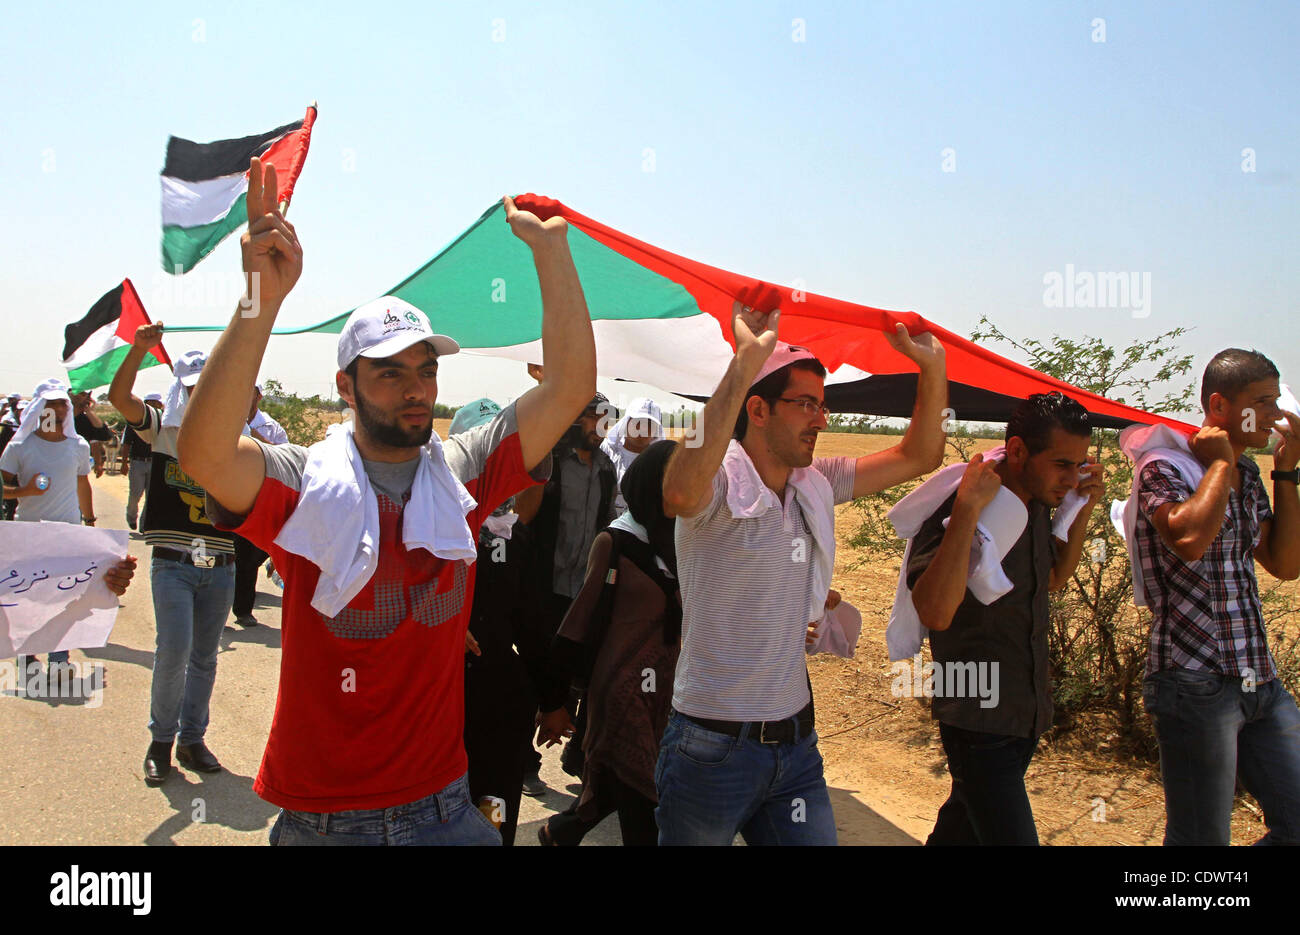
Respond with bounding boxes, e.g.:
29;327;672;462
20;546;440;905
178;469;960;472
658;300;948;844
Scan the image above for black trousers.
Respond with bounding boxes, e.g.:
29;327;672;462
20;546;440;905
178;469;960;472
545;770;659;846
526;590;577;776
465;658;535;847
925;722;1040;846
232;534;269;618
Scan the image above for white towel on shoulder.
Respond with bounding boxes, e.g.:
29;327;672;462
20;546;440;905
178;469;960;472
274;419;478;617
721;439;835;628
1112;423;1204;608
884;446;1091;661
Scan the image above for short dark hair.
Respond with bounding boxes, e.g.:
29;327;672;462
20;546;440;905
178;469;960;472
733;359;827;440
1201;348;1278;412
1005;392;1091;455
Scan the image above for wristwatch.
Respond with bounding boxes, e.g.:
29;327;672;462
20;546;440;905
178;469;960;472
1271;468;1299;484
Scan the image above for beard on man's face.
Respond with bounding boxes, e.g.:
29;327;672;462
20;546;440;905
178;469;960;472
353;386;433;449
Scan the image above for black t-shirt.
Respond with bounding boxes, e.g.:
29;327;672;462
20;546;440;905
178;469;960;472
906;491;1057;739
123;425;153;460
74;412;113;443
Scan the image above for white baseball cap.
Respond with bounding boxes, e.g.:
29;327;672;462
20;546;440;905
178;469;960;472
144;392;163;402
175;350;208;387
750;341;821;389
336;296;460;371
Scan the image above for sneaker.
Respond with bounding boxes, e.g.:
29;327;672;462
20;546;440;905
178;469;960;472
234;614;260;628
521;771;549;798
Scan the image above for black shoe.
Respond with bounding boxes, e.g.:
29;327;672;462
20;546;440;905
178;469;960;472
521;771;548;797
18;656;44;697
144;741;173;786
176;741;222;773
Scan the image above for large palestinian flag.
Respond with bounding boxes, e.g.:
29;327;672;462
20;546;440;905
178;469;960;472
161;105;316;273
164;194;1194;431
63;279;171;392
252;197;1189;431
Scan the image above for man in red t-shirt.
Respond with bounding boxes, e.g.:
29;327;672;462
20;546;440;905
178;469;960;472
177;158;597;845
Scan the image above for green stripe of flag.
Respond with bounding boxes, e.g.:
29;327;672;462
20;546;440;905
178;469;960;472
383;202;702;346
67;344;166;394
163;201;707;341
161;192;247;274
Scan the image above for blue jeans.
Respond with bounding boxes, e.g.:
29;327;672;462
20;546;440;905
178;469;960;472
653;711;836;845
926;723;1040;846
268;773;502;846
148;556;234;745
126;459;151;526
1144;669;1300;845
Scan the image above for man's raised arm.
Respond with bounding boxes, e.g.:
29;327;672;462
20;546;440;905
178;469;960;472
849;326;948;498
177;158;303;516
107;324;164;426
662;303;779;518
508;197;598;471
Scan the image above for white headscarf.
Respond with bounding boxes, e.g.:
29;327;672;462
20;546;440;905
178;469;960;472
12;378;78;445
600;396;665;479
161;350;207;430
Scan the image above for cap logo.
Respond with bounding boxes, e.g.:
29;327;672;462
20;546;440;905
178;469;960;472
380;307;424;336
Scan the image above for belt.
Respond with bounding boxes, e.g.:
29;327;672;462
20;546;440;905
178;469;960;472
153;546;236;568
678;703;814;745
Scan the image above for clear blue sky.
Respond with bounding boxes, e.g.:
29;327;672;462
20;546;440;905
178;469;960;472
2;0;1296;415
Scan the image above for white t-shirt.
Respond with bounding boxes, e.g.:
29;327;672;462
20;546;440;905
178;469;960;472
672;456;857;721
249;409;289;446
0;434;91;525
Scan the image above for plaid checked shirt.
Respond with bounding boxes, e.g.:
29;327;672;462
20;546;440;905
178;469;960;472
1135;456;1275;680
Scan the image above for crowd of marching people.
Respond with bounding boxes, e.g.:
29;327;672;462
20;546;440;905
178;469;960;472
4;156;1299;847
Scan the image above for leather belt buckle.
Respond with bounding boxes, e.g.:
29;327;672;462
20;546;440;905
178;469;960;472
757;721;779;745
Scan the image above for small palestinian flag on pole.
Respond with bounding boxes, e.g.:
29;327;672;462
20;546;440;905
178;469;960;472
160;104;316;273
63;279;172;392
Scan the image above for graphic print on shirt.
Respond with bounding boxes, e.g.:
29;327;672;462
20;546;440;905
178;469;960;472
315;497;470;640
163;458;213;526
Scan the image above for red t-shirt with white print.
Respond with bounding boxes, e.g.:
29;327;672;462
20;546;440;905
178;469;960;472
210;403;546;812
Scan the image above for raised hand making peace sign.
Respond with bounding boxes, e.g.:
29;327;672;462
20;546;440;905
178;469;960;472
240;157;303;315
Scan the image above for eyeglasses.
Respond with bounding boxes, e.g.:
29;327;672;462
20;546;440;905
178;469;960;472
773;397;831;418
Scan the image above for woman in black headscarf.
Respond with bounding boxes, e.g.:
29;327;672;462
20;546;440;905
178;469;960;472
538;439;680;846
